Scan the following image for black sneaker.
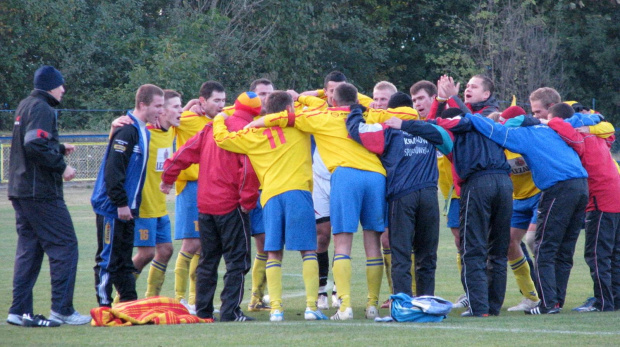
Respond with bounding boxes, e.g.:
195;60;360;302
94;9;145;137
22;314;61;327
221;314;255;322
525;304;560;315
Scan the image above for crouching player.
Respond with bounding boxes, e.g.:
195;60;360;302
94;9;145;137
346;93;453;298
213;91;326;322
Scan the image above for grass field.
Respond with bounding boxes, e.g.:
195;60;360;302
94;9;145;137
1;185;619;346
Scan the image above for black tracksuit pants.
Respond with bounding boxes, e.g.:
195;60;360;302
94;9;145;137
460;173;513;316
195;208;251;321
10;198;79;316
94;214;137;306
584;210;620;311
389;186;439;297
533;178;588;310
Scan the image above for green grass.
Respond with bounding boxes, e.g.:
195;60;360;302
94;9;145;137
1;186;619;346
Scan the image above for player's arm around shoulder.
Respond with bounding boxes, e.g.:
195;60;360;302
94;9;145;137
212;114;253;154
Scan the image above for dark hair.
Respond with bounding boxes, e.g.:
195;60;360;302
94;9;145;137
472;74;494;95
135;84;164;109
440;107;464;119
163;89;181;102
409;80;437;97
323;70;347;89
333;83;358;106
548;103;575;119
387;92;413;108
250;78;273;92
199;81;225;99
264;91;293;114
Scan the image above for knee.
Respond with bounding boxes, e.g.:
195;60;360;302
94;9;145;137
157;244;174;262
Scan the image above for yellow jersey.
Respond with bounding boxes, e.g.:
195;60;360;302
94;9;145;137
437;154;459;199
174;110;213;194
139;126;175;218
212;115;313;206
505;150;540;200
365;106;420;124
263;108;386;176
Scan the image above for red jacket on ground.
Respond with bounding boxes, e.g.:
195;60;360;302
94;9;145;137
161;110;259;215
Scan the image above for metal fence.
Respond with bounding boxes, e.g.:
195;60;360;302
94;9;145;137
1;135;108;183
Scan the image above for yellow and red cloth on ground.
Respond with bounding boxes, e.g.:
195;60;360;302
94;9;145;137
90;296;214;326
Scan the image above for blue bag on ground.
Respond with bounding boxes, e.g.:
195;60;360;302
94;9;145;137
390;293;453;322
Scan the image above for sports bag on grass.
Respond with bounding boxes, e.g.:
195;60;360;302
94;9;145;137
390;293;453;322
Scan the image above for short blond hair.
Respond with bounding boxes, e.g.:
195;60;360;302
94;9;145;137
373;81;397;94
529;87;561;109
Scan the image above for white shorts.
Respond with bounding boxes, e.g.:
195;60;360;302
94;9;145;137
313;172;331;221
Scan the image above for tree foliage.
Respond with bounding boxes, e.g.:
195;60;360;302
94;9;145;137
0;0;617;131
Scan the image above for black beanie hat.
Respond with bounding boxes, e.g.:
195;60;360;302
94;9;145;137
34;65;65;91
387;92;413;109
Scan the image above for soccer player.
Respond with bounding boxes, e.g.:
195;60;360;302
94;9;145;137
545;104;620;312
346;93;453;298
7;65;90;327
465;107;588;314
409;80;437;120
160;91;260;322
172;81;226;311
248;83;387;320
489;106;541;312
92;84;164;307
298;71;362;310
213;91;327;322
246;78;274;312
129;90;182;298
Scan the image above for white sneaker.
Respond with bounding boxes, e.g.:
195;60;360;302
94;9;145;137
365;306;378;319
304;307;329;320
269;310;284;322
179;299;197;315
330;307;353;320
317;294;329;310
331;293;341;308
7;313;23;326
49;310;91;325
507;298;540;312
453;294;469;309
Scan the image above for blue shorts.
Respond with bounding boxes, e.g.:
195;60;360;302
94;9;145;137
263;190;316;251
330;167;386;234
447;198;460;229
511;193;541;230
174;181;199;240
249;191;265;236
134;215;172;247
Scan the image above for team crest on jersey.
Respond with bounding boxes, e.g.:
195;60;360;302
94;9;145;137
104;222;111;244
113;139;128;153
155;147;172;171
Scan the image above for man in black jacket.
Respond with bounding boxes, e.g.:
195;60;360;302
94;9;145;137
7;65;91;327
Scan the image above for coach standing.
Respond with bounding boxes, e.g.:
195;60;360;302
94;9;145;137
7;65;91;327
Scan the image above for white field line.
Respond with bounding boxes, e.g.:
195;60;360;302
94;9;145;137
247;321;620;336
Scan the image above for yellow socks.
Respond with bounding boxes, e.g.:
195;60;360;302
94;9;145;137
302;254;319;310
266;260;283;312
333;254;352;312
509;256;539;301
251;253;268;302
145;260;166;297
382;248;393;294
410;252;417;295
188;254;199;305
366;257;383;307
174;251;193;300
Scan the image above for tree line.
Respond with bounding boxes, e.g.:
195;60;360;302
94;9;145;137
0;0;618;131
